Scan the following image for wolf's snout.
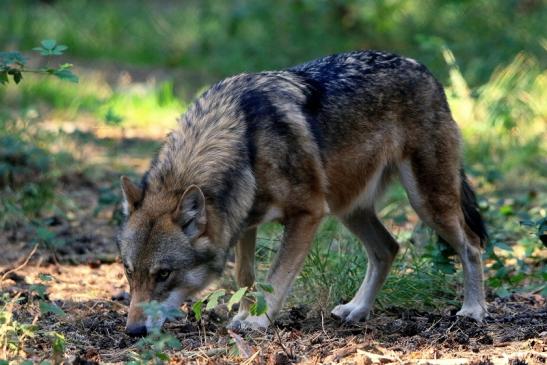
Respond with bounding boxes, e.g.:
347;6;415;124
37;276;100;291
126;323;147;337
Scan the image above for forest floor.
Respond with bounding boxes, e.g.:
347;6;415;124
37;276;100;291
1;131;545;364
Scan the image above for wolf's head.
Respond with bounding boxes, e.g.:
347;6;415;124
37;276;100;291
117;176;226;336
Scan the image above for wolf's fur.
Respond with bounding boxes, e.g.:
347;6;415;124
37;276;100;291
118;50;488;335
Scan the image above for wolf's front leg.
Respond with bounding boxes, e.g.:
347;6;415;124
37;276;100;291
232;212;322;330
229;228;257;325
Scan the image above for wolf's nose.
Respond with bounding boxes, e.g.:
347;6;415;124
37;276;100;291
126;324;147;337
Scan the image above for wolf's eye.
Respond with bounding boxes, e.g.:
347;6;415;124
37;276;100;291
156;269;171;282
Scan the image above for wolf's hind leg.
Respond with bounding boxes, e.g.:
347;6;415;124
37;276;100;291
331;209;399;322
398;159;487;322
228;228;257;325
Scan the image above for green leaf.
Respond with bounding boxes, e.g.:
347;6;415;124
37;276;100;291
165;335;181;349
0;51;27;66
39;301;66;316
249;291;267;316
39;273;53;282
495;241;513;252
519;219;536;227
41;39;57;50
30;283;47;299
21;361;33;365
0;360;9;365
509;272;525;284
227;287;247;311
50;331;65;354
495;287;511;298
499;205;513;216
58;63;73;70
53;68;79;83
205;289;225;311
155;352;169;361
33;47;50;56
36;226;55;242
104;108;124;126
192;301;203;321
161;306;183;321
257;282;274;293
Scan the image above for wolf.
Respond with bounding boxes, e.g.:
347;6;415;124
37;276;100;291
117;50;488;336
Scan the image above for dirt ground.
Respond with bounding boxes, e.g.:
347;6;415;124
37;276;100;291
1;260;546;364
1;158;546;364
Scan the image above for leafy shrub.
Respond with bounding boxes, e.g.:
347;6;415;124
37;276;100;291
1;39;77;85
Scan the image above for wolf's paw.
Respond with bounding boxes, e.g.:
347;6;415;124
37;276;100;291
331;303;370;323
226;310;249;329
456;304;488;322
227;315;270;332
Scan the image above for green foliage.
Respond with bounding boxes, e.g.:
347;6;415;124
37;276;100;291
192;289;226;321
0;115;73;231
205;289;225;311
521;217;547;246
129;301;183;364
1;39;77;85
248;291;267;316
32;39;67;56
192;284;271;322
30;274;66;318
1;273;66;361
0;293;37;360
48;332;66;363
481;191;547;298
227;287;248;311
1;1;544;86
291;218;459;311
104;107;124;126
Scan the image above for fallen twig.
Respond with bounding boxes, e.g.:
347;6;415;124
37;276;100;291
266;312;294;360
1;244;39;282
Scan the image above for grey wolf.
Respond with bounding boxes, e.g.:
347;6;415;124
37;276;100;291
117;50;488;336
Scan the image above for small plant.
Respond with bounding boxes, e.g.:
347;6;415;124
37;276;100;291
521;216;547;246
191;282;273;322
29;274;66;317
1;39;78;85
0;293;37;360
128;301;183;364
48;332;66;365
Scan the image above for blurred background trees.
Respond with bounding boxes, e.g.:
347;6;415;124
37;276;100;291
1;0;545;85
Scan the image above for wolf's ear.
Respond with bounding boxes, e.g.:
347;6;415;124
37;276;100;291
174;185;207;238
120;176;143;216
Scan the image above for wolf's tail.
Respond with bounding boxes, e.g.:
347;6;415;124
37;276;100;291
460;169;488;248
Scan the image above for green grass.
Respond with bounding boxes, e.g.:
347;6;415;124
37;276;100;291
288;218;460;312
3;75;185;130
